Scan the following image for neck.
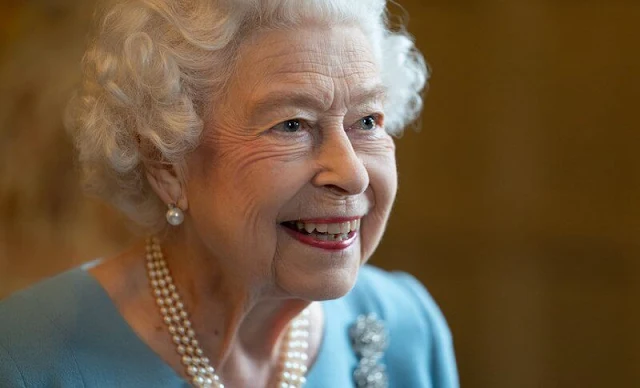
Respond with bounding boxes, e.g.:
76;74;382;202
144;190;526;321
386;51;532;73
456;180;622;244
157;228;311;370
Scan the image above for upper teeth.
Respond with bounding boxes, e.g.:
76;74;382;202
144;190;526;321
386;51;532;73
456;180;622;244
295;220;360;234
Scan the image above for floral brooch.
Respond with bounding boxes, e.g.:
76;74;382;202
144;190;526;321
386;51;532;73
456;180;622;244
349;313;389;388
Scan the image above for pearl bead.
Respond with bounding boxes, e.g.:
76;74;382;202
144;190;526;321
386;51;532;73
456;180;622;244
166;206;185;226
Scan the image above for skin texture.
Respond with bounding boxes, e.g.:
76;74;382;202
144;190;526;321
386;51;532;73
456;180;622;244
91;24;398;387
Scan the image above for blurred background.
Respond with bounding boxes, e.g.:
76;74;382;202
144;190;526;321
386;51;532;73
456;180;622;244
1;0;639;387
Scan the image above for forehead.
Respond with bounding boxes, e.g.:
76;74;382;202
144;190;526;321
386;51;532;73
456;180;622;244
229;25;381;104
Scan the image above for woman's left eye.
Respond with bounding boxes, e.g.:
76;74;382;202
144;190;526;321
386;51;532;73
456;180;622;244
356;115;378;131
271;119;303;133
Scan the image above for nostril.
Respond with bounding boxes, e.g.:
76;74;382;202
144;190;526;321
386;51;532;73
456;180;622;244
324;184;349;195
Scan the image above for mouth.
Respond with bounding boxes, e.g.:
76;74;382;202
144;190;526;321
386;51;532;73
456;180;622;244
280;218;361;250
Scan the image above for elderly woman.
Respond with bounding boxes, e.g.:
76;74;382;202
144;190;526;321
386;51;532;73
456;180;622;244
0;0;457;387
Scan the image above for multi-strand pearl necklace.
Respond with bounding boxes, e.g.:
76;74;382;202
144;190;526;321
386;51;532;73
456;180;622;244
145;237;310;388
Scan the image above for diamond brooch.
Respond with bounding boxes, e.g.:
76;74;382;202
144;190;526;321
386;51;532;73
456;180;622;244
349;313;389;388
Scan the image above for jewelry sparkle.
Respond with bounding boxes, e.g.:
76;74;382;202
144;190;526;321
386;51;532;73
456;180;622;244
350;313;389;388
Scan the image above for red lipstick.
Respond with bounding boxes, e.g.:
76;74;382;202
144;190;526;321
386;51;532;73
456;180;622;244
282;227;358;251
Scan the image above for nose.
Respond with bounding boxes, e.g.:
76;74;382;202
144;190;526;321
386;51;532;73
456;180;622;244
311;130;369;195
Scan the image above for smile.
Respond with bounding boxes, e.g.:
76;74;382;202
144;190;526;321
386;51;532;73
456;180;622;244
281;218;361;250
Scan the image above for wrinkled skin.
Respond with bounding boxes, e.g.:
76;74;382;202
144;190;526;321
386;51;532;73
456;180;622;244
94;24;398;386
184;25;398;302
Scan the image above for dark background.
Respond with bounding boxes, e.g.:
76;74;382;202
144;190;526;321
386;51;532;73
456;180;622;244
1;1;639;386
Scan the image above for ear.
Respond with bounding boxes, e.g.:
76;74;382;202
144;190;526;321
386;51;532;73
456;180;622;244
145;162;189;211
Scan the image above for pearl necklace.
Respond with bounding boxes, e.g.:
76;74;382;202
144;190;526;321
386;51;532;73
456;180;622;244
145;237;310;388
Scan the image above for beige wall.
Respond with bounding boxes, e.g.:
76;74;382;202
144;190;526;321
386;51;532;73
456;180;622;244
1;1;639;387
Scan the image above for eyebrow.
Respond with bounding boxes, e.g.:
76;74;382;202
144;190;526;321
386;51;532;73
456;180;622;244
248;84;387;120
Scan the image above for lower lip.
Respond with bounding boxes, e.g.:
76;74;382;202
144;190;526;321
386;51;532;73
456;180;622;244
283;227;358;251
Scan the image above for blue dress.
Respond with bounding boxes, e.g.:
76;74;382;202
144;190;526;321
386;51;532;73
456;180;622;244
0;265;458;387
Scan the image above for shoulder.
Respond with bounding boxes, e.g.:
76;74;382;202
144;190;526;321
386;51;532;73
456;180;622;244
0;268;96;386
0;268;92;337
0;265;188;386
343;265;459;387
0;343;26;388
0;267;87;340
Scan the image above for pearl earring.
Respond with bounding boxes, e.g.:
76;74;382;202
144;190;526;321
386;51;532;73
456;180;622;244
165;203;184;226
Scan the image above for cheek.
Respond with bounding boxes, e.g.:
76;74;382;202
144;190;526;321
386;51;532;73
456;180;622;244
355;135;398;210
189;135;313;236
225;138;312;218
368;153;398;208
185;136;316;279
365;151;398;229
356;139;398;259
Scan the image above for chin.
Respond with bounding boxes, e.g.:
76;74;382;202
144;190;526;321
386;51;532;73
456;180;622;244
276;261;361;301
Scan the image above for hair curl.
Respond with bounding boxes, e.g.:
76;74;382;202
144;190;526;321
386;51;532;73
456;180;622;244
66;0;429;229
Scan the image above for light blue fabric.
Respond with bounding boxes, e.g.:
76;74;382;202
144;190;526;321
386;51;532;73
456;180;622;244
0;265;458;387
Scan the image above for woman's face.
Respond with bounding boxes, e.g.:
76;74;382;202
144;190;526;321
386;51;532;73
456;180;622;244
185;25;397;300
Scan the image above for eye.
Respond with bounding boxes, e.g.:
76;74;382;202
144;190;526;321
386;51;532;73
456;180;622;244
358;115;378;131
273;119;302;133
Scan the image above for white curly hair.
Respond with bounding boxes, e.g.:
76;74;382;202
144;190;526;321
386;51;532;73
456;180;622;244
66;0;429;229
